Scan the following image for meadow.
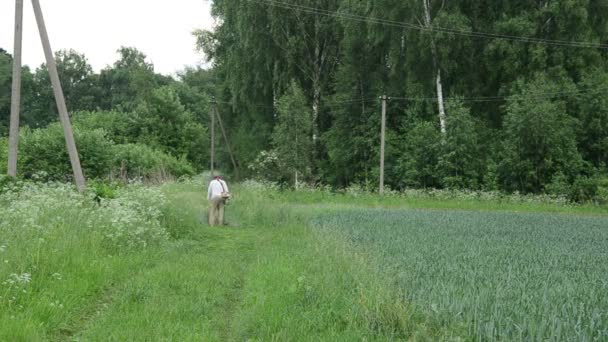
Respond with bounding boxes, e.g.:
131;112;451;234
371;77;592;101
1;177;607;340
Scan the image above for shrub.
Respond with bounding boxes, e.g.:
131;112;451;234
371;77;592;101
569;176;599;203
89;179;121;201
18;124;113;181
134;86;208;169
437;100;482;189
395;121;441;189
73;110;136;144
111;143;194;180
547;171;608;203
597;176;608;204
499;74;583;193
248;150;286;183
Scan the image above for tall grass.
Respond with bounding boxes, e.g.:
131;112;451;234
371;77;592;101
0;181;168;340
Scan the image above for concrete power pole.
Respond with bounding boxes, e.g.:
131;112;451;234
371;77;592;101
7;0;23;177
210;97;216;177
31;0;86;191
379;95;388;195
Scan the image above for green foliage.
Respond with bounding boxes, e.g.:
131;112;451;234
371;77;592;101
72;110;135;144
437;100;482;189
30;50;100;126
203;0;608;192
111;143;194;179
248;150;285;182
396;121;441;188
175;67;214;123
135;86;208;169
88;179;121;200
499;75;583;193
547;171;608;204
18;124;113;181
0;49;11;129
272;81;313;184
98;47;161;112
577;69;608;166
3;2;608;193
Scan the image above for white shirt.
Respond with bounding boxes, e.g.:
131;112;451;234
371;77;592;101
208;179;229;200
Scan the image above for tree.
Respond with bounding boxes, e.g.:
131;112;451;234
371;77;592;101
272;81;313;186
576;69;608;167
437;99;482;189
200;0;608;189
395;120;441;189
99;47;162;112
499;74;583;193
134;86;208;169
0;49;12;134
30;49;100;126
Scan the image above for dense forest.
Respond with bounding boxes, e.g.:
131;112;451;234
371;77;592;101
198;0;608;198
2;0;608;200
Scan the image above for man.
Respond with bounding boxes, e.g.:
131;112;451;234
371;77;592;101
207;175;230;226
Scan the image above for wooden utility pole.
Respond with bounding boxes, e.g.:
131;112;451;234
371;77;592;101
210;97;216;177
379;95;388;195
214;103;239;180
31;0;86;191
7;0;23;177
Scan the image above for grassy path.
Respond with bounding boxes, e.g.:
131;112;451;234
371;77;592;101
75;188;263;340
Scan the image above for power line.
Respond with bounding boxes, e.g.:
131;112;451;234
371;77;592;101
213;96;377;109
247;0;608;50
389;86;608;104
211;85;607;111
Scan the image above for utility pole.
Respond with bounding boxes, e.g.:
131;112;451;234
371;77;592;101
379;95;388;195
210;97;216;177
214;103;239;180
31;0;86;191
7;0;23;177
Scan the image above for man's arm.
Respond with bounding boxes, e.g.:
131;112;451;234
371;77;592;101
222;180;229;192
207;182;212;200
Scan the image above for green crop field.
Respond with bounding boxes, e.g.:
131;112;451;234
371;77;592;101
312;209;608;341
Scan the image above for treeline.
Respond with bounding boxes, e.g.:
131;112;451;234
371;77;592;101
0;47;216;181
199;0;608;199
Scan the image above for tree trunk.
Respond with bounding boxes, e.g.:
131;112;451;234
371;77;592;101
312;78;320;144
436;69;447;135
422;0;447;135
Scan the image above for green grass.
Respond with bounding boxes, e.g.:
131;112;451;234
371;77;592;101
274;189;608;216
2;180;606;340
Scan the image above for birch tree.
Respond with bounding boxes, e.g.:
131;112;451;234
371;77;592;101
422;0;447;135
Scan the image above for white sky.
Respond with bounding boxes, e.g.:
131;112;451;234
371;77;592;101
0;0;215;75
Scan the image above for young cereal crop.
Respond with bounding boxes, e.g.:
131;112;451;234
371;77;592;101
313;209;608;341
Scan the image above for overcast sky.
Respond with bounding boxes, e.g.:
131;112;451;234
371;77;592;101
0;0;215;75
